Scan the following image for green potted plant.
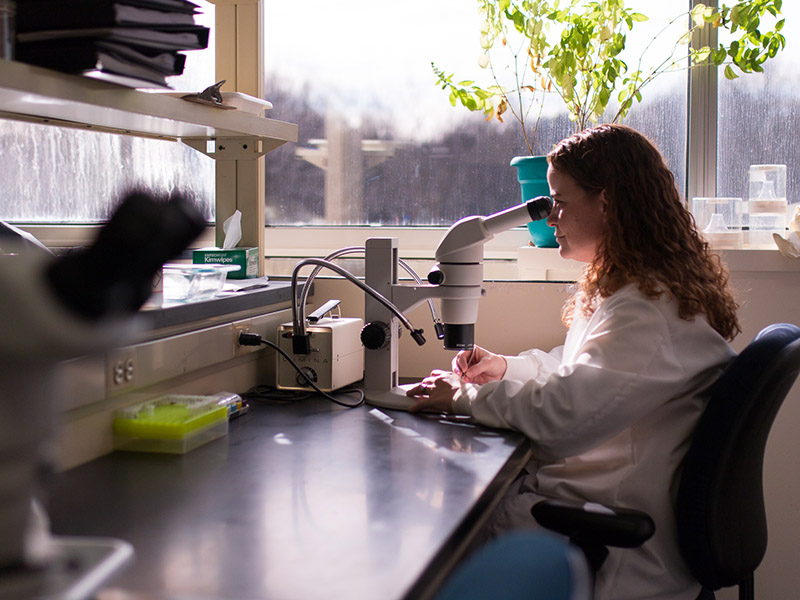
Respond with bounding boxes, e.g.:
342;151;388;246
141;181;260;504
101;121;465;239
433;0;786;246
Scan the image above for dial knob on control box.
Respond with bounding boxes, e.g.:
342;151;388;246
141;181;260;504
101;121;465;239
361;321;391;349
296;367;317;387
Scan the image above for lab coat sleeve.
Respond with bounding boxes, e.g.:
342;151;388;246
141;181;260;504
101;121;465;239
451;295;692;460
503;346;564;385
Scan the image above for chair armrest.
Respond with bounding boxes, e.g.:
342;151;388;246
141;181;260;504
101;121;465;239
532;499;656;549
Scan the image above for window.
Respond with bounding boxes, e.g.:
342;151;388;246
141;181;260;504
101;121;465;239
716;3;799;217
0;1;217;225
262;1;688;229
4;1;794;267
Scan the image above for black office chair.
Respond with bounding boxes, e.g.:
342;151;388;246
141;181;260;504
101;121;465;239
532;323;800;600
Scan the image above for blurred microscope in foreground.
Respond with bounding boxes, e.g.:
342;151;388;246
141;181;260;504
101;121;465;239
0;191;204;597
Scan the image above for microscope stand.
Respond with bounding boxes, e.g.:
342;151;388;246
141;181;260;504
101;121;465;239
0;536;133;600
363;383;421;411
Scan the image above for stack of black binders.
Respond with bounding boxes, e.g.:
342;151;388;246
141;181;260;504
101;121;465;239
15;0;210;88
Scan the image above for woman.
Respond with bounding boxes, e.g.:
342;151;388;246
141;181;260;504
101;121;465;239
407;124;740;600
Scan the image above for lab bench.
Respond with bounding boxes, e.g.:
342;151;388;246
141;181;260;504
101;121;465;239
47;396;531;600
57;280;305;469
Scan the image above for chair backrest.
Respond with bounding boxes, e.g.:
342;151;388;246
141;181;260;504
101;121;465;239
675;323;800;591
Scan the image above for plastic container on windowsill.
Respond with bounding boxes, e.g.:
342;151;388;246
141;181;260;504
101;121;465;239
161;263;240;302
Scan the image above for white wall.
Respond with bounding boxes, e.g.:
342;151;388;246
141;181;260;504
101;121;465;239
722;259;800;600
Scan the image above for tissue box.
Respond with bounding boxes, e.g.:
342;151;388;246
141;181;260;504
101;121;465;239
193;247;258;279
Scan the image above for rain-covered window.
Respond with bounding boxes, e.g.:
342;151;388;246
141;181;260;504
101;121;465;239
717;3;800;207
261;0;688;227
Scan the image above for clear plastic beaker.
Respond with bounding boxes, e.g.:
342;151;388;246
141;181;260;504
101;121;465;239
692;197;743;249
746;164;787;249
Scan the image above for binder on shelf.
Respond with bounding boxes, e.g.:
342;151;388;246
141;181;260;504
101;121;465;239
17;2;199;32
16;40;186;77
17;0;199;9
15;0;208;88
16;25;210;52
18;50;169;88
81;69;168;89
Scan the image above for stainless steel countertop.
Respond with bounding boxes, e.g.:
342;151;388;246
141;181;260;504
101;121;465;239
47;398;530;600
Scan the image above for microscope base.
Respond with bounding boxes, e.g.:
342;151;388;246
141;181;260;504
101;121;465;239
0;536;134;600
364;384;419;411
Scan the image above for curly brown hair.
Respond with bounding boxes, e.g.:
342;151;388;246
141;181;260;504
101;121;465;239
548;124;740;341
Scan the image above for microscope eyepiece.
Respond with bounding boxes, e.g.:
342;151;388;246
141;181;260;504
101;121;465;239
525;196;554;221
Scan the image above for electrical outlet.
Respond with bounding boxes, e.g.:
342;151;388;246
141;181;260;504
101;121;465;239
107;348;136;392
233;320;255;356
233;313;288;357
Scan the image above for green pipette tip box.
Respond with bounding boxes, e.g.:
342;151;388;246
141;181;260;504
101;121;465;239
113;394;230;454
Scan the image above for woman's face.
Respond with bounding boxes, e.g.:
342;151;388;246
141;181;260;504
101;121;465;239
546;166;608;262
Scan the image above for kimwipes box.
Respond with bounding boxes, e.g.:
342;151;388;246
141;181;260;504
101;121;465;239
193;247;258;279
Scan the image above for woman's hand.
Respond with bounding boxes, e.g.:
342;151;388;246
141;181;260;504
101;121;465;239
406;370;463;413
452;346;507;384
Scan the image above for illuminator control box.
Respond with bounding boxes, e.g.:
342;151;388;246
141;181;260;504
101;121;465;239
276;317;364;392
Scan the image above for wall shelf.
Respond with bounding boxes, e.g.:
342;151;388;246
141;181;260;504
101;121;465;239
0;59;298;154
0;56;299;274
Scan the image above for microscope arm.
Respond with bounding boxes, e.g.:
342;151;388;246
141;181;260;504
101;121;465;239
435;197;554;263
290;257;426;354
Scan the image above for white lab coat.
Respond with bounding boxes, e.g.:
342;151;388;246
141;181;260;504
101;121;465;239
452;283;736;600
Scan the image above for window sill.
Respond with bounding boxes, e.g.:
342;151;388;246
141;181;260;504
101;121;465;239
267;235;800;283
21;224;800;281
517;246;800;280
715;248;800;273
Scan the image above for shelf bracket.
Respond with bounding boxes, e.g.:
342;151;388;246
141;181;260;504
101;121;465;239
181;136;271;161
